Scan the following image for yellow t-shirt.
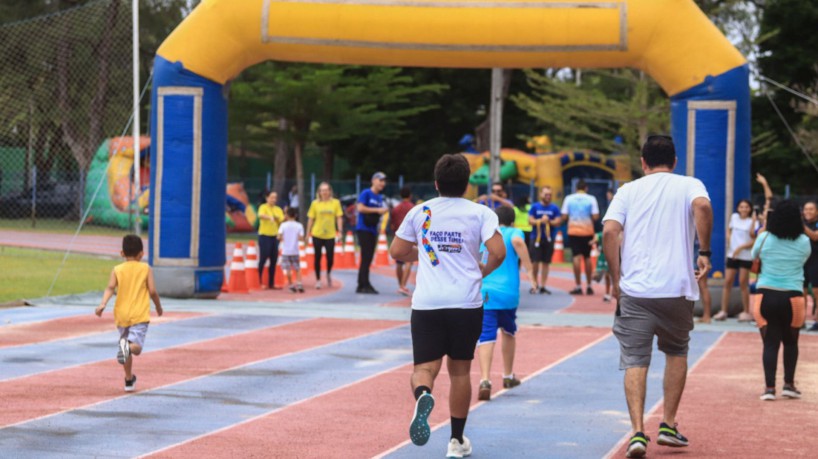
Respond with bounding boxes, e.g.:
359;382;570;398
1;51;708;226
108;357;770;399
113;261;151;328
258;204;284;236
307;198;343;239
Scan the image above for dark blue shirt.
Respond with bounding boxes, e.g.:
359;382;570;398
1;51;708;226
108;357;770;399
528;202;561;240
478;199;504;210
356;188;384;234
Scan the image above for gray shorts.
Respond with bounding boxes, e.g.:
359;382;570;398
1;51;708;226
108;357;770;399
280;255;300;271
117;322;149;349
612;295;694;370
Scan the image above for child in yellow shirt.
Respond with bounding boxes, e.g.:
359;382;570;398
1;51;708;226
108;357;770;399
96;235;163;392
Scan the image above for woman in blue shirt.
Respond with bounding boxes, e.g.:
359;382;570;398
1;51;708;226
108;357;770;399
751;200;810;401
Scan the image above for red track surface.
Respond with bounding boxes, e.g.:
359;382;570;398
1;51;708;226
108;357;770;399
0;318;399;428
0;312;199;349
147;327;610;458
608;332;818;458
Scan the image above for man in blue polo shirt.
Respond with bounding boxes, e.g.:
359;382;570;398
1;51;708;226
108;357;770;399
528;186;562;294
356;172;387;294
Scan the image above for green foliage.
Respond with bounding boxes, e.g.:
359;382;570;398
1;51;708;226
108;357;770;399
512;69;669;166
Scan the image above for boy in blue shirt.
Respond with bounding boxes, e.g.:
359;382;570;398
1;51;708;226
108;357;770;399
477;206;537;400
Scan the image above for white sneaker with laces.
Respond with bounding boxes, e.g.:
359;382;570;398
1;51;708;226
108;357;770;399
446;436;472;458
118;338;130;365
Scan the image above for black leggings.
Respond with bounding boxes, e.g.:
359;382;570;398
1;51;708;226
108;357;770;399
313;237;335;280
258;235;279;288
756;288;804;388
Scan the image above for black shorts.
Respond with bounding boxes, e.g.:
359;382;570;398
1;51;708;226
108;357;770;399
530;238;555;263
725;257;752;270
804;259;818;288
568;235;593;258
411;307;483;365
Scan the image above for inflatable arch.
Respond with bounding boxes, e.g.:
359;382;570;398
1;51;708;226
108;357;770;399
150;0;749;297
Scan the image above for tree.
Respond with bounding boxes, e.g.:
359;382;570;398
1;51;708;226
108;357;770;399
512;69;669;167
229;63;444;218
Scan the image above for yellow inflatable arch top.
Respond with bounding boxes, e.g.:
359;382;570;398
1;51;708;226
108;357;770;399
149;0;750;297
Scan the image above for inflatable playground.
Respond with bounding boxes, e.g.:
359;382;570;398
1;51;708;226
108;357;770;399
460;135;631;202
84;137;258;233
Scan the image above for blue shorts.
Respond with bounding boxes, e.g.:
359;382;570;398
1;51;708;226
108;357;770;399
478;309;517;344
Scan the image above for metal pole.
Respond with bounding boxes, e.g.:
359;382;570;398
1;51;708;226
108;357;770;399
310;173;316;202
267;171;272;193
132;0;141;236
398;175;404;190
489;68;504;186
31;165;37;228
785;184;791;199
355;173;361;197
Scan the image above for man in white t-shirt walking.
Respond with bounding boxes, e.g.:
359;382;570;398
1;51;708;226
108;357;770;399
602;135;713;458
391;153;506;459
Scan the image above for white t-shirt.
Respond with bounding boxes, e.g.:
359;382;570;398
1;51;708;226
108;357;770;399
395;197;499;310
278;221;304;256
728;213;754;261
603;172;710;301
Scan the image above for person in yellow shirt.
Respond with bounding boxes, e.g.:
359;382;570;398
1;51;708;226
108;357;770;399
258;191;285;289
96;235;163;392
306;182;344;289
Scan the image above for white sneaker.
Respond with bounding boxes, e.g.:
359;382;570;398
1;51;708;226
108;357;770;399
117;338;130;365
446;436;472;458
603;294;612;303
316;280;322;290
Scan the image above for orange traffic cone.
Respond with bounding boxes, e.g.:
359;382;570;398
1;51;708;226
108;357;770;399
590;245;599;272
553;231;565;263
344;231;356;268
245;241;261;291
334;239;345;269
299;240;308;271
305;238;315;272
375;232;390;266
261;258;286;289
221;264;229;293
226;243;249;293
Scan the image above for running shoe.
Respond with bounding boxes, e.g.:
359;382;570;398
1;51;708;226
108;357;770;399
124;374;137;392
626;432;649;458
603;294;612;303
446;436;472;458
737;312;754;322
503;375;521;389
760;388;776;401
117;338;130;365
327;274;333;288
542;287;552;295
529;287;538;294
586;286;594;295
713;310;728;321
782;384;802;399
316;280;322;290
289;285;297;293
657;422;689;447
807;322;818;332
477;380;492;401
409;392;435;446
297;285;305;293
569;287;583;295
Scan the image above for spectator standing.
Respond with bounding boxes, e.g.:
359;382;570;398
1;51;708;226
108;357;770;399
391;186;416;296
257;191;285;290
356;172;388;294
288;185;299;215
603;135;713;458
801;201;818;331
476;182;513;209
528;185;561;294
752;200;810;401
562;179;600;295
513;195;532;247
306;182;344;289
714;200;757;321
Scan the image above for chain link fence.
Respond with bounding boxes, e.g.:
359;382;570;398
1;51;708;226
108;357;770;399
0;0;132;232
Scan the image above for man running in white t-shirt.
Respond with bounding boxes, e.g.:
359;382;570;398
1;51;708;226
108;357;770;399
391;153;506;459
603;135;713;458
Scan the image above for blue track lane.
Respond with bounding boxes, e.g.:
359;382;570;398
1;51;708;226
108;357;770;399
0;314;303;381
0;307;88;326
0;325;412;458
388;330;723;458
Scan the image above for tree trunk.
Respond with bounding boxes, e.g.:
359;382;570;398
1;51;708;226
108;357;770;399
272;118;289;203
321;145;333;181
294;118;310;227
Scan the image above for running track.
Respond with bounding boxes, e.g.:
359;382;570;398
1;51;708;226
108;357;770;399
2;306;816;457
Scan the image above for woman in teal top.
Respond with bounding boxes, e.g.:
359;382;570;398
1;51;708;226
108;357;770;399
750;200;810;401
